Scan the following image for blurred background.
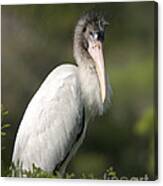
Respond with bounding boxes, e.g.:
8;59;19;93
1;2;157;179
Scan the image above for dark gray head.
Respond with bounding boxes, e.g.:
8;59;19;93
74;12;108;62
73;12;109;103
81;12;108;44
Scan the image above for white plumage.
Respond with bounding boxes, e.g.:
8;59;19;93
12;12;111;175
12;65;85;173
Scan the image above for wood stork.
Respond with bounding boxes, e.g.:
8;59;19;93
12;11;111;175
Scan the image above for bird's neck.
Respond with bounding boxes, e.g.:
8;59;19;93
73;35;104;118
73;20;94;67
73;36;90;65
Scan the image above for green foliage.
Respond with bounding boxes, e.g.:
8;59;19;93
6;164;149;180
1;105;10;137
6;163;118;179
7;163;57;178
1;105;10;151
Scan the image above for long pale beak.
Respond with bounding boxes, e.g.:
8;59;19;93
88;40;106;103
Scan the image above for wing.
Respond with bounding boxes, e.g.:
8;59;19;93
12;64;84;172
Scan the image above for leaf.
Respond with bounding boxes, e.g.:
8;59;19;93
1;123;11;130
2;110;9;116
1;131;6;136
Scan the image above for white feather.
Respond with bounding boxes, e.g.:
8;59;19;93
12;64;84;172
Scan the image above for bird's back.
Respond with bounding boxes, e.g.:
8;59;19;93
12;64;84;173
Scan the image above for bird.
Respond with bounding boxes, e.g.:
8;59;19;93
12;11;112;176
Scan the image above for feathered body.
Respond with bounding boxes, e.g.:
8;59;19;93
12;12;111;175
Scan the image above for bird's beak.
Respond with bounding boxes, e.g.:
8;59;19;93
88;40;106;103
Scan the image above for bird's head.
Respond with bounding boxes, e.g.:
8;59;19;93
82;12;108;47
74;11;109;103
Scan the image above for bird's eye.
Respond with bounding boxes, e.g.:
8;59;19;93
90;31;104;41
89;31;98;40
